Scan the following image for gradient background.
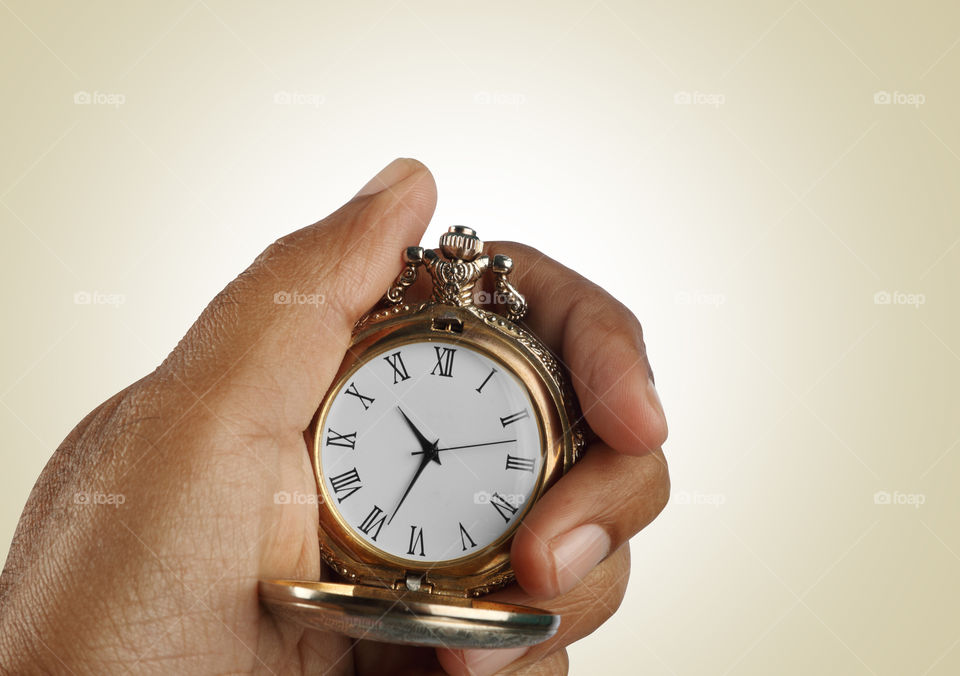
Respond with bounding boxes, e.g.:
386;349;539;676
2;1;959;674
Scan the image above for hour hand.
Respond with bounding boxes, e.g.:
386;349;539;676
397;406;439;462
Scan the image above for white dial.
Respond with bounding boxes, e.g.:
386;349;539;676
319;340;543;565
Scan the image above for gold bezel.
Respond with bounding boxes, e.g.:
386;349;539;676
311;303;574;597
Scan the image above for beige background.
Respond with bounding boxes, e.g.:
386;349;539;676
2;1;959;674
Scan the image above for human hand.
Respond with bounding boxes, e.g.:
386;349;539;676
0;159;669;675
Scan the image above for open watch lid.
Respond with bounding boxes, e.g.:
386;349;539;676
259;579;559;649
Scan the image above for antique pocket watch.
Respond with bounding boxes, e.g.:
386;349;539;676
260;226;586;649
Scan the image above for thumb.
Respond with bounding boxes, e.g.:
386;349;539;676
156;158;437;433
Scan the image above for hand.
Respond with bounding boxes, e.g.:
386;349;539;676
0;158;669;676
411;439;516;455
389;408;441;524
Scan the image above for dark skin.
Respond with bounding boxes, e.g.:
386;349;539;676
0;159;669;675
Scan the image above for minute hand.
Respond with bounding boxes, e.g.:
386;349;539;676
411;439;516;455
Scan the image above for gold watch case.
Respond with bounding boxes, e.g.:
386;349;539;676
259;226;586;648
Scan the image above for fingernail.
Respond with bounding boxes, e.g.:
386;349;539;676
647;377;666;424
354;158;414;198
549;524;611;596
458;646;529;676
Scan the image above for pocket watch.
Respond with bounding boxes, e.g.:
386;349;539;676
260;226;586;649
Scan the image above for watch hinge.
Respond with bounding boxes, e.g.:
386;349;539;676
398;572;434;594
431;316;464;333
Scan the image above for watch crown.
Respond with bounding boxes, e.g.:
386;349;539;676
440;226;483;261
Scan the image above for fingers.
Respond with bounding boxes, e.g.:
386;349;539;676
157;158;437;433
486;243;667;456
437;546;630;676
511;442;669;598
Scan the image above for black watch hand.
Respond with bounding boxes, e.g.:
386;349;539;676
390;407;441;525
390;438;438;524
411;439;517;455
397;406;437;453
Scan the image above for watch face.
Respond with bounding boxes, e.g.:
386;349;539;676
317;339;544;566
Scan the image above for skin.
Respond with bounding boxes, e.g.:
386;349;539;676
0;159;669;676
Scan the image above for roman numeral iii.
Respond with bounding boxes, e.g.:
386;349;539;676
326;428;357;449
384;351;410;384
344;382;375;410
430;346;456;377
328;467;362;502
406;525;425;557
505;454;536;473
358;505;387;541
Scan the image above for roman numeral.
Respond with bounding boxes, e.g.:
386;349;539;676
476;367;497;393
328;467;362;502
326;428;357;449
505;455;536;473
430;346;456;378
384;351;410;384
499;409;530;427
344;382;375;410
459;522;477;551
406;525;425;557
358;505;387;541
490;492;519;523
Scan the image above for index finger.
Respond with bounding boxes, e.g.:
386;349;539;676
487;242;667;455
